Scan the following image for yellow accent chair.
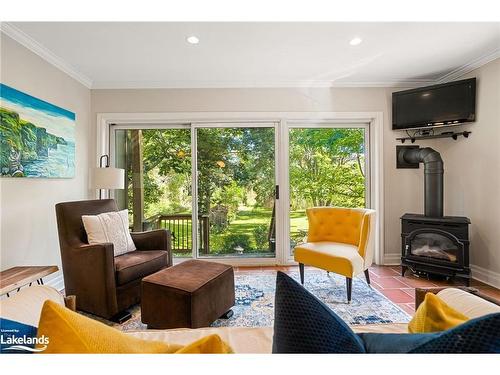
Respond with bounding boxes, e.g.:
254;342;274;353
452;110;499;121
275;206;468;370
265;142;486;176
293;207;376;303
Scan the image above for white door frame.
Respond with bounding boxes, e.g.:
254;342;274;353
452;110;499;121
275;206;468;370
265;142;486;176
98;111;385;265
283;121;370;264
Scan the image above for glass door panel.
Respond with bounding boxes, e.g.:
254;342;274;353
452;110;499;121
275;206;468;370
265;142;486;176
114;128;193;258
288;127;368;255
195;127;276;258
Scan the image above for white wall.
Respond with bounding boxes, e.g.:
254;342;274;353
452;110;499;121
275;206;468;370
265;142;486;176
416;59;499;286
0;34;91;288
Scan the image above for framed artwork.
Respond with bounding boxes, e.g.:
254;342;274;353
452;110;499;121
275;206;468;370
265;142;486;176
0;83;75;178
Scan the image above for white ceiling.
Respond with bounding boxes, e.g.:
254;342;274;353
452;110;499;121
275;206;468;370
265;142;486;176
3;22;500;89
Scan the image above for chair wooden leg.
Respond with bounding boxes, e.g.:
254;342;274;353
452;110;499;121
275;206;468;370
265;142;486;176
346;277;352;303
299;263;304;285
364;269;370;285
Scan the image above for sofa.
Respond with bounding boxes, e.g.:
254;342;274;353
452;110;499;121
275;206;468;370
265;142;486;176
2;284;499;353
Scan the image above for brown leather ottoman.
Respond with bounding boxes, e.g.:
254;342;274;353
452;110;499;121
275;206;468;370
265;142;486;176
141;259;235;329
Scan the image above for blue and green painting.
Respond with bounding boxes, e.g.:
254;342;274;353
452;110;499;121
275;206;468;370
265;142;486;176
0;84;75;178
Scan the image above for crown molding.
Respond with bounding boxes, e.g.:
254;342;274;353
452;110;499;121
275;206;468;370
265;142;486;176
91;79;436;90
0;22;93;88
436;48;500;83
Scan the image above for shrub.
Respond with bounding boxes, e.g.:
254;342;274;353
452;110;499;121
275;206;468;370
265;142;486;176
221;234;252;253
208;235;224;252
253;224;269;250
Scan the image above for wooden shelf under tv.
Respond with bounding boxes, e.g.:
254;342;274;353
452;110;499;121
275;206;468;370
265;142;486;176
396;130;471;143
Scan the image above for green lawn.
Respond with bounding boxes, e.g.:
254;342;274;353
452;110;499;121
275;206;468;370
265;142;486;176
223;206;272;236
290;209;308;236
228;206;308;236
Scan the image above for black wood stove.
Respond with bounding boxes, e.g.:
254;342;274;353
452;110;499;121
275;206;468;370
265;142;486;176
401;214;471;285
397;146;471;285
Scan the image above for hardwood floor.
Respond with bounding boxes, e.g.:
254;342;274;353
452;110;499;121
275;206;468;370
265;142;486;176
235;265;500;315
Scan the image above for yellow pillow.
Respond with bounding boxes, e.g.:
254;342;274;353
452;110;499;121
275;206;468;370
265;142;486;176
36;300;231;354
175;334;233;354
408;292;469;333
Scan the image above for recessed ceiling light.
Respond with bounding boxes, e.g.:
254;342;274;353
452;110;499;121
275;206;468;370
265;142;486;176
186;36;200;45
349;37;362;46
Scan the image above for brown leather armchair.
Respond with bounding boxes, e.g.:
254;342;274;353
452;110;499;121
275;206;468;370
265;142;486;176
55;199;172;320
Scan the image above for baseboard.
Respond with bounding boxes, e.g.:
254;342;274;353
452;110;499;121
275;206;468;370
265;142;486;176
45;273;65;292
470;264;500;289
383;254;401;265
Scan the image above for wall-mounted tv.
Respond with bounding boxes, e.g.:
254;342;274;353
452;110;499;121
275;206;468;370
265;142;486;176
392;78;476;130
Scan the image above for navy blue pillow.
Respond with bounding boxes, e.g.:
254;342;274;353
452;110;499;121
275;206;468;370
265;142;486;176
272;272;500;353
0;318;38;354
359;313;500;353
409;313;500;353
359;333;438;353
272;271;365;353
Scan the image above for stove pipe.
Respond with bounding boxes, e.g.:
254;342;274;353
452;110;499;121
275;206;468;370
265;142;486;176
401;147;444;217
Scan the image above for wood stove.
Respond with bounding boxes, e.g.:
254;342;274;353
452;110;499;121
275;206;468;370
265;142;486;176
397;146;471;285
401;214;471;285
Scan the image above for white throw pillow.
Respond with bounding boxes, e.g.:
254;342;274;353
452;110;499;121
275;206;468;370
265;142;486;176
82;209;136;256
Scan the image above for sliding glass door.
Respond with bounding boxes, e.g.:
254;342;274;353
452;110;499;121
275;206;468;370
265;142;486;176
194;125;277;258
112;122;278;262
287;124;369;258
110;121;369;264
113;126;194;258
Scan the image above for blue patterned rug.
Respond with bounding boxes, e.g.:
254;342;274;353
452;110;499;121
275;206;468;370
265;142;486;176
103;270;410;331
211;271;410;327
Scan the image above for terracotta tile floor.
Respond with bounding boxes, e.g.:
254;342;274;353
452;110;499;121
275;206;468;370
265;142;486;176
234;265;500;316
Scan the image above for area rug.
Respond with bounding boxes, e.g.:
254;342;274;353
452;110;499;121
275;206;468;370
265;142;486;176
88;270;410;331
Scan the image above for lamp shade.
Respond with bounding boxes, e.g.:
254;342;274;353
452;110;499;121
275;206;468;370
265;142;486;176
92;167;125;189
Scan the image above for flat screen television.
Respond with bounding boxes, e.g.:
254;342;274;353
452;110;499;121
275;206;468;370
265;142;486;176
392;78;476;130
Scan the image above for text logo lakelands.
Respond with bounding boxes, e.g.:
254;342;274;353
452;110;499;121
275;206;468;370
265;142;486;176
1;332;49;353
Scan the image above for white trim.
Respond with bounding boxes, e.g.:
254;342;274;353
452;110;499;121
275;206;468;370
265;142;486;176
276;120;287;265
436;48;500;83
191;121;277;128
470;264;500;289
282;121;372;263
0;22;93;88
280;119;290;265
98;111;385;266
373;112;385;265
98;111;383;124
45;273;65;292
383;254;402;266
90;79;437;89
191;125;199;259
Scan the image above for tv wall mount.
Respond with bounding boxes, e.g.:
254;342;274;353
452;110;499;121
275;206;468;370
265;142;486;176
396;130;471;144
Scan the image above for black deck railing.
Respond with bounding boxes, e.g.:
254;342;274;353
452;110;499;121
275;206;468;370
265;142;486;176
146;214;210;255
